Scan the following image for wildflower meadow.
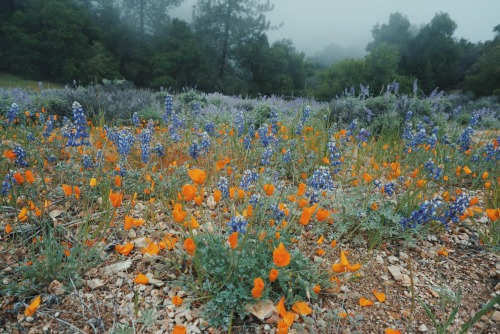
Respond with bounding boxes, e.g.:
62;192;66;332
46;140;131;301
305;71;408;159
1;84;500;333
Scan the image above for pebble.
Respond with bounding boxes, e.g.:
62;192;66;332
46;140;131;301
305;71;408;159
418;324;428;332
388;256;400;264
399;252;409;260
264;324;271;331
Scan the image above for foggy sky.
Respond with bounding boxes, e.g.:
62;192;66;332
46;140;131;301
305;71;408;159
170;0;500;55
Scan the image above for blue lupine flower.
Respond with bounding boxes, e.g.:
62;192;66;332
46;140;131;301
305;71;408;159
139;129;152;163
204;121;215;136
249;193;261;206
469;113;480;127
243;124;254;150
383;182;395;196
457;126;473;152
154;143;165;157
347;119;358;138
269;107;279;134
82;155;93;169
65;102;90;147
6;103;19;124
163;95;173;123
400;196;443;230
1;172;14;196
261;147;274;165
235;110;245;137
27;132;35;142
132;112;141;127
218;177;229;199
48;154;57;163
328;138;342;174
270;203;286;221
239;169;259;191
227;215;248;234
356;128;371;143
442;193;470;227
308;166;334;192
12;145;28;167
117;129;135;158
282;150;291;163
189;141;200;159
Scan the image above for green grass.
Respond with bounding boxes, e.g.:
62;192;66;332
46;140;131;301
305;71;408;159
0;72;62;90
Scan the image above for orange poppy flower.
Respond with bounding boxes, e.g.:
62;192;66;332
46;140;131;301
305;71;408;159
173;203;188;223
362;173;373;183
386;328;402;334
188;168;206;185
486;208;500;222
24;170;35;184
134;273;149;285
5;223;13;234
359;297;374;306
463;166;472;175
194;195;203;206
299;204;317;226
228;232;238;249
124;216;134;230
372;290;386;302
18;207;28;221
73;186;80;199
277;320;289;334
276;296;286;317
159;234;178;250
273;243;291;267
316;209;330;222
184;215;200;229
182;184;197;201
213;189;222;203
115;242;134;256
3;150;16;159
115;175;122;187
172;325;186;334
62;184;73;196
251;277;264;298
89;177;97;187
297;183;306;196
269;268;279;282
24;295;41;317
482;171;489;179
313;284;321;294
172;296;183;306
142;242;160;255
109;191;123;208
263;184;275;196
13;172;25;184
292;301;312;315
184;238;196;256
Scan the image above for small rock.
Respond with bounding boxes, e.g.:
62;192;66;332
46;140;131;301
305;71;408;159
264;324;271;331
85;278;104;290
25;316;34;322
48;280;65;295
245;300;275;320
388;256;400;264
102;260;132;277
399;252;409;260
418;324;428;332
376;255;384;264
491;311;500;322
387;265;404;281
495;282;500;291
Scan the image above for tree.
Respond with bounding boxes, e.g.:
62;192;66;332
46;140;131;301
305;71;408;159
1;0;99;82
406;12;461;92
465;25;500;95
121;0;185;36
193;0;275;84
366;12;412;53
317;59;367;99
364;43;400;93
